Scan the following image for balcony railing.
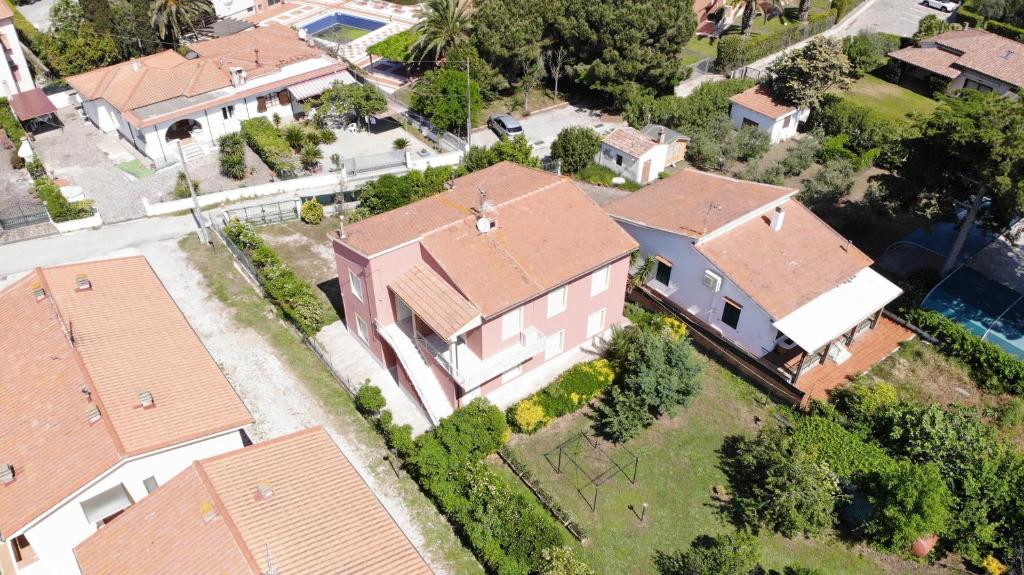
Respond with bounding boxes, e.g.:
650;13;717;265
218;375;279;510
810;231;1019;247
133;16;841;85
410;325;546;391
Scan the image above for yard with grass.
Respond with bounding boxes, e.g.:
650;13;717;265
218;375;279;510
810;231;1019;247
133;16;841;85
179;233;485;575
504;355;957;575
259;215;344;324
841;73;940;122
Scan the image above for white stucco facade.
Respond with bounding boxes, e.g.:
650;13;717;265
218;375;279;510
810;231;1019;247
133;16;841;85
0;17;33;97
597;142;669;184
212;0;258;18
2;430;245;575
729;103;809;144
618;220;780;357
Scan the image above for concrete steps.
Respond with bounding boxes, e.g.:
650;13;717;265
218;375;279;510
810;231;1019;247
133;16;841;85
378;323;455;424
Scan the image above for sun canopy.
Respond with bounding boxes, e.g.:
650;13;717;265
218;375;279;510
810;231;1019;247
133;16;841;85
772;268;903;354
287;70;356;101
10;88;57;121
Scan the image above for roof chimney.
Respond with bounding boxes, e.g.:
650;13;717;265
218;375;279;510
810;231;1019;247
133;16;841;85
255;481;274;501
86;406;102;424
658;127;667;144
75;274;92;291
138;389;154;408
32;282;46;301
1;463;14;484
476;188;494;233
771;205;785;232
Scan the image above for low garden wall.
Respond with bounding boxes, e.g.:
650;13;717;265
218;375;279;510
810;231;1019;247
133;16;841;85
53;211;102;233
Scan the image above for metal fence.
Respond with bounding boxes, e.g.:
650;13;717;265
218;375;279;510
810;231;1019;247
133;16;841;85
0;202;49;230
344;150;407;175
223;199;300;226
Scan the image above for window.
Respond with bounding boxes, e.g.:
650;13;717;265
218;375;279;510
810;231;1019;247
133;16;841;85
547;286;568;317
587;308;606;338
81;484;134;527
257;96;268;113
143;476;158;494
221;105;235;119
278;90;291;105
591;265;610;296
742;117;759;129
502;306;523;340
964;78;993;92
348;270;364;302
615;154;624;166
655;258;672;286
545;329;565;359
782;114;792;128
721;299;742;329
356;315;369;342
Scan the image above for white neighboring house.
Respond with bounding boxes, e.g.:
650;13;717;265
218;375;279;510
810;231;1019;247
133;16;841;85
66;24;354;164
0;257;253;575
605;169;908;400
596;124;689;184
0;2;33;97
211;0;257;19
729;85;809;144
889;28;1024;97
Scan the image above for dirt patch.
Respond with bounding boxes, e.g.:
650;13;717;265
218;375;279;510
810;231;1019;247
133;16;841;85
261;217;344;321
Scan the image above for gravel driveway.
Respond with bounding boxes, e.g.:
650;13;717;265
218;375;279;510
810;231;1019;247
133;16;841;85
470;105;626;158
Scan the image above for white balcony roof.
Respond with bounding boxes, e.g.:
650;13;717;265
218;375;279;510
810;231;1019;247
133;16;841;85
772;268;903;354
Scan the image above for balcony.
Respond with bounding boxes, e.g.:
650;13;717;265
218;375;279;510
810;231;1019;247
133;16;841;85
398;320;546;390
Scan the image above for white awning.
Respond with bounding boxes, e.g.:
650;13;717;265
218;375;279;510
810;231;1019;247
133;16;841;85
772;268;903;353
287;71;357;101
80;483;133;525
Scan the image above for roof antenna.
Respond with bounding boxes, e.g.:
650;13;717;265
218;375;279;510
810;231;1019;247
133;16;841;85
263;544;278;575
478;187;487;213
254;47;261;66
701;202;722;236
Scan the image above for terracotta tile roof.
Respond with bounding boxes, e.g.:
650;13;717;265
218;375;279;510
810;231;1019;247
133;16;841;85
695;200;874;319
605;168;797;238
75;428;433;575
892;29;1024;86
729;85;796;119
603;126;659;158
888;46;961;79
0;256;252;537
391;265;480;340
67;24;323;114
0;2;13;20
340;162;638;317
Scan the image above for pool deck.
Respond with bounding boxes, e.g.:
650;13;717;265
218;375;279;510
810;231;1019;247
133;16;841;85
968;219;1024;294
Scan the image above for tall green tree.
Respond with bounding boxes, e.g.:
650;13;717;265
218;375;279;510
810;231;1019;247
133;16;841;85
125;0;163;56
38;21;120;77
550;126;601;173
766;36;853;109
150;0;214;44
656;531;762;575
726;0;768;36
411;67;482;134
471;0;552;84
80;0;114;33
411;0;473;60
314;82;387;128
862;460;952;552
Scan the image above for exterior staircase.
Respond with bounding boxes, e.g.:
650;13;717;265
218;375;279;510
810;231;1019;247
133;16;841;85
377;322;455;425
177;140;204;163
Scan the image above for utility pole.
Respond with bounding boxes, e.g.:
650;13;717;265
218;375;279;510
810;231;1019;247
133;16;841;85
176;139;208;245
465;57;472;148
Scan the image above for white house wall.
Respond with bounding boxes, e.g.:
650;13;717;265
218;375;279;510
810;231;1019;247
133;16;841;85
211;0;257;18
619;220;779;357
0;19;31;96
596;144;668;184
729;104;799;144
12;430;244;575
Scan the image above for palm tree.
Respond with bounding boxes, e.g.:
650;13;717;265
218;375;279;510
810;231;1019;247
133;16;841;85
797;0;811;21
628;252;657;293
411;0;473;61
727;0;789;36
150;0;214;44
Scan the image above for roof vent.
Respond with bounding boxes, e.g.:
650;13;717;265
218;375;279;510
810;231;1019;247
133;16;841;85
184;50;200;60
32;282;46;300
75;274;92;291
199;500;218;523
771;205;785;232
130;59;141;72
86;406;102;424
658;127;667;144
229;67;246;87
81;386;92;400
0;464;14;484
476;217;494;233
1004;50;1015;59
298;28;307;40
138;390;154;408
255;481;274;501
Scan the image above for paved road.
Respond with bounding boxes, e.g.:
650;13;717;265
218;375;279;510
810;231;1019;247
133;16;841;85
470;105;626;158
836;0;953;38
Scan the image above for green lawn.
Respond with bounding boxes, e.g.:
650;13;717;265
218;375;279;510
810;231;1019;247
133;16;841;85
842;73;940;122
504;355;956;575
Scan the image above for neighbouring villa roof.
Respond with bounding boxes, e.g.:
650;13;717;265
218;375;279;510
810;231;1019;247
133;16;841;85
695;199;875;319
67;24;336;125
0;256;252;537
390;265;480;340
338;162;638;318
74;427;433;575
605;168;797;239
890;28;1024;87
729;85;796;119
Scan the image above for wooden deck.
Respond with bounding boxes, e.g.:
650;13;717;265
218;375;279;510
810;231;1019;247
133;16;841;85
795;317;914;405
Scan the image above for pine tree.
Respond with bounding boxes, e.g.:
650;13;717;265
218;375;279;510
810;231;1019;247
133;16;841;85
79;0;114;34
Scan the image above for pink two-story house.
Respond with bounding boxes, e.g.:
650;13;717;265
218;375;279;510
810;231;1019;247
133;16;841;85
332;162;638;422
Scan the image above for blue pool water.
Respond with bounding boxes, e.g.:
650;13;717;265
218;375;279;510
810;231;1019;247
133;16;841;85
922;266;1024;359
303;12;387;36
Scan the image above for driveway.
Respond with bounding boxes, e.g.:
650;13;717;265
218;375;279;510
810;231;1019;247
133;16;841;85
18;0;55;31
833;0;952;38
470;105;627;158
321;121;431;164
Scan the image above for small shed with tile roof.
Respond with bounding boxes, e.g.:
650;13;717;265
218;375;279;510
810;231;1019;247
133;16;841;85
728;85;809;144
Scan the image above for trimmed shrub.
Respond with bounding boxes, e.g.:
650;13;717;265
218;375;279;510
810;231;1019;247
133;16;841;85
509;359;616;434
9;150;23;169
510;397;550;434
223;218;327;335
0;97;25;143
240;117;296;178
172;171;199;199
25;156;45;179
903;308;1024;395
575;163;617;185
218;132;247;180
862;460;953;552
985;18;1024;41
33;177;93;222
355;384;385;415
300;198;324;224
550;126;602;174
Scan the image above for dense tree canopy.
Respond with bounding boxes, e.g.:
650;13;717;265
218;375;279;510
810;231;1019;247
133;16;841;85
656;531;762;575
412;68;482;134
766;37;853;109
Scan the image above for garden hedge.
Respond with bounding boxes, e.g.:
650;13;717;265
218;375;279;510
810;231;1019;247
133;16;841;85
223;219;327;335
367;29;418;62
0;97;25;143
984;19;1024;41
240;117;296;178
716;14;835;71
508;359;615;433
33;177;93;222
903;308;1024;395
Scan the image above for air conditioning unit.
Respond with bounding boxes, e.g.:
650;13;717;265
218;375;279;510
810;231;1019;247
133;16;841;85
702;270;722;292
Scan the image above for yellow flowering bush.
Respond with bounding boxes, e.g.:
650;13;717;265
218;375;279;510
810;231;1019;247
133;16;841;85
982;555;1006;575
511;398;550;434
661;316;688;341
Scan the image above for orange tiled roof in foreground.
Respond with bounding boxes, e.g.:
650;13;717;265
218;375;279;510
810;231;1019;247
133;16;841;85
729;85;797;119
605;168;797;238
338;162;639;317
74;428;434;575
67;24;322;114
696;200;873;319
0;256;252;537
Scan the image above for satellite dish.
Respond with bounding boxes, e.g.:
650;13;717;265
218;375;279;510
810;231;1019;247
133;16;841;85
476;217;491;233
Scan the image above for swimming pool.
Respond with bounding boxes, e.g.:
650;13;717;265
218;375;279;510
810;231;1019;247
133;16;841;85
303;12;387;44
922;266;1024;359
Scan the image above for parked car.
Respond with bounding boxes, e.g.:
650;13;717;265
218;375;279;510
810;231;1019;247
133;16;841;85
922;0;958;12
487;114;524;138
